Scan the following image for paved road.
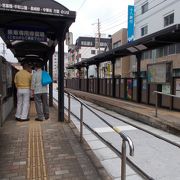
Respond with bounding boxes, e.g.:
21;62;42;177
54;90;180;180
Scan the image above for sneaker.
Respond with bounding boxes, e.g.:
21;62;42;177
35;118;43;121
15;117;20;121
45;117;50;120
20;118;30;121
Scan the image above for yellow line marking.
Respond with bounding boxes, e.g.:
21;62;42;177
113;127;121;133
27;121;48;179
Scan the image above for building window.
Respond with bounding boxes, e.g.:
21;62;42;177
113;41;121;49
164;13;174;27
169;44;175;55
81;41;93;46
140;71;146;78
156;47;164;58
176;43;180;53
173;69;180;77
141;50;152;60
100;42;107;47
141;25;148;36
91;50;96;54
164;46;168;56
141;2;148;14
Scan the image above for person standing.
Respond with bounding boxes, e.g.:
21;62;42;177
14;63;32;121
31;64;49;121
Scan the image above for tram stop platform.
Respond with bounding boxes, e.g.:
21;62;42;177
65;88;180;136
0;102;111;180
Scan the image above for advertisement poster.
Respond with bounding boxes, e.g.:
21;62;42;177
176;79;180;90
147;63;166;83
127;79;132;99
133;79;137;87
142;79;147;90
175;79;180;96
162;84;170;94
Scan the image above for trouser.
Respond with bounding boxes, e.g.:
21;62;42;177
34;93;49;119
15;88;30;119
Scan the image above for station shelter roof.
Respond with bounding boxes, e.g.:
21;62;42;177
67;24;180;69
0;0;76;66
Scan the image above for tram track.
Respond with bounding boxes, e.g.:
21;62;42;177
64;106;154;180
53;93;180;179
80;99;180;149
53;96;154;179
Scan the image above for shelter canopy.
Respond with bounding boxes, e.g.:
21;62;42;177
0;0;76;65
67;24;180;69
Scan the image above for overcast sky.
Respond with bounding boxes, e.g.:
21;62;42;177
56;0;134;41
1;0;134;62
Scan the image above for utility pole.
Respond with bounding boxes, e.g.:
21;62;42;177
97;18;101;54
94;19;101;54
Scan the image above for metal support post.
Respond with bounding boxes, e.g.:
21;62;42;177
58;39;64;121
49;55;53;107
0;94;2;127
68;94;71;122
155;93;158;117
121;140;127;180
80;104;83;143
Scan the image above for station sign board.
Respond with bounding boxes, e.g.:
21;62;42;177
6;28;47;42
0;2;71;17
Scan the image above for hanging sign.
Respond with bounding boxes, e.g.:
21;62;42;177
127;5;134;42
0;3;70;16
6;28;47;42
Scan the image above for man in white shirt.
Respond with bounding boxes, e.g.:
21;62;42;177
31;64;49;121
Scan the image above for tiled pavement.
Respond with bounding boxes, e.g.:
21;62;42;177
0;103;111;180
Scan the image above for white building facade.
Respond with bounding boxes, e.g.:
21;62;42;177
52;52;68;81
134;0;180;39
67;36;112;78
131;0;180;78
131;0;180;104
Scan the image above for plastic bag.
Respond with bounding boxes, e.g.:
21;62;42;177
41;70;52;86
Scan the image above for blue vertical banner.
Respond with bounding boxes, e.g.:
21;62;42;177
128;5;134;42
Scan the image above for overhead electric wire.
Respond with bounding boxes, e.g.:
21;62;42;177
77;0;87;11
74;0;172;45
101;14;127;27
101;14;127;28
100;0;171;34
101;20;127;33
100;11;127;24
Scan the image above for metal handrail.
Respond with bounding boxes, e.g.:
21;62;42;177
65;91;134;180
153;91;180;117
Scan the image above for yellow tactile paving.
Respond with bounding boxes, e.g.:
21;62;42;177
27;120;48;180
